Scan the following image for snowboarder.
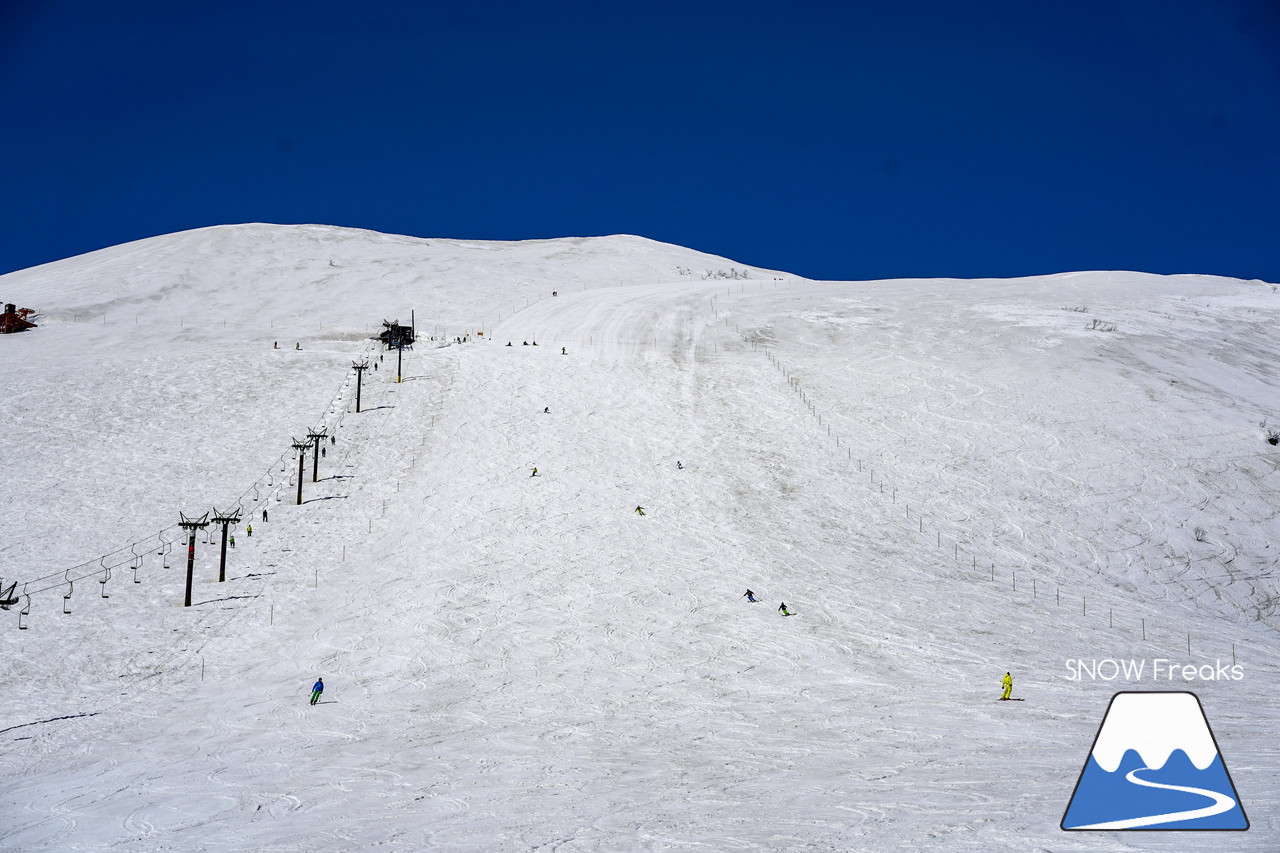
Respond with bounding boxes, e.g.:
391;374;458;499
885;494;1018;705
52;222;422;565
262;508;269;522
507;341;512;346
523;341;528;346
779;602;792;616
634;506;645;516
295;342;301;350
744;589;757;602
310;677;324;706
1000;672;1013;700
532;341;538;346
246;523;253;537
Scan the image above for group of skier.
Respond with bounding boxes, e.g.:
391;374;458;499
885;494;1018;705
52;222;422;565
297;335;1020;708
503;340;573;357
742;589;791;616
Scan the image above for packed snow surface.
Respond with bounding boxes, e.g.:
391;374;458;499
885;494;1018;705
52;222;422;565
1;224;1278;851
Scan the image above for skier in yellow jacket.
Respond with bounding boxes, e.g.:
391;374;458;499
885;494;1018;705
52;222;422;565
1000;672;1013;700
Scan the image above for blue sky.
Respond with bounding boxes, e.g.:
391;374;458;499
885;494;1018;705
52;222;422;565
2;0;1278;281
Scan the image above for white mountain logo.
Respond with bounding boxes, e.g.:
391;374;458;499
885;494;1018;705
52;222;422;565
1062;691;1248;830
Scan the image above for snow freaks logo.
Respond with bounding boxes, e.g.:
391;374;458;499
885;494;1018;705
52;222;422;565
1062;692;1248;831
1064;658;1243;682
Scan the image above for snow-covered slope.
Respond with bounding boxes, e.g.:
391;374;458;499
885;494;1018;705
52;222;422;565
1;225;1276;851
0;224;782;572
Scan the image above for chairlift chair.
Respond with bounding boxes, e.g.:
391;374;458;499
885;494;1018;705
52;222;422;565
100;567;111;598
18;595;30;629
63;581;73;614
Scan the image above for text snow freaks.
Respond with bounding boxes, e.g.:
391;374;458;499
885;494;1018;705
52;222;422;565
1064;659;1243;682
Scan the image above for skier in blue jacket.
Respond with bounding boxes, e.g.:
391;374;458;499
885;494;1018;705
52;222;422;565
310;678;324;706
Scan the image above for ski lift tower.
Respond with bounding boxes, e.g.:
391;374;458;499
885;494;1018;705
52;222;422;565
307;429;327;482
379;318;414;383
352;360;370;413
210;506;242;584
179;511;210;607
291;437;313;505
